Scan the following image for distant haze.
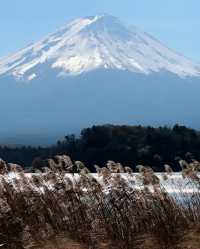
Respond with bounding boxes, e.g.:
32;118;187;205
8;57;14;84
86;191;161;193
0;14;200;145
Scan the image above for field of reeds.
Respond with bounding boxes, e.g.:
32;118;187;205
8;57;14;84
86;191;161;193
0;156;200;249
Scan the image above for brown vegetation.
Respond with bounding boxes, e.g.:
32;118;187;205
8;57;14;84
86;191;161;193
0;156;200;249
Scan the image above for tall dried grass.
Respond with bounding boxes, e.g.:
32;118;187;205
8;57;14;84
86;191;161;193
0;156;199;249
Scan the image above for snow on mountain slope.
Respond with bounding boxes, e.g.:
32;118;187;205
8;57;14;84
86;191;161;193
0;14;200;81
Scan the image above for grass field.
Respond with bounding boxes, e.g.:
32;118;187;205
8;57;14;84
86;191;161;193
0;156;200;249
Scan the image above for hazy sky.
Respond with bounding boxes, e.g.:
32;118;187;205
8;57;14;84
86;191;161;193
0;0;199;63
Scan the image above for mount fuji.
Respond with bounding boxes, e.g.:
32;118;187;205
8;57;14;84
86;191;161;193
0;14;200;145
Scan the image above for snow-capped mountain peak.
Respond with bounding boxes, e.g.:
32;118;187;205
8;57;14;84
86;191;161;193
0;14;200;81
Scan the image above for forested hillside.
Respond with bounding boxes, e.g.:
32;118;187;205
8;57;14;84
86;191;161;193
0;124;199;171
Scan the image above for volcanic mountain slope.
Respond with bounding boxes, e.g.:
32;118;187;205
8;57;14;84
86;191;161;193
0;15;200;145
0;14;200;80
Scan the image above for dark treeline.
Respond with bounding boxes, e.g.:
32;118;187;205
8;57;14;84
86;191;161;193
0;124;200;171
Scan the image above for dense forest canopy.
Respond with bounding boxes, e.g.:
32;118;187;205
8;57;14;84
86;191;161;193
0;124;200;171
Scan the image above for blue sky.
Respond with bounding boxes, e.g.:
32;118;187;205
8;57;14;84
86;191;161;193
0;0;199;63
